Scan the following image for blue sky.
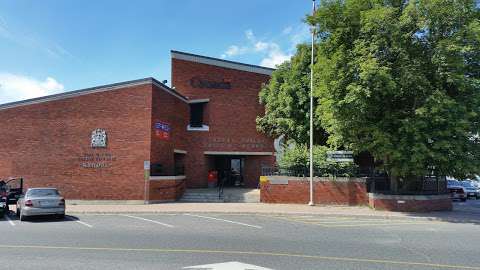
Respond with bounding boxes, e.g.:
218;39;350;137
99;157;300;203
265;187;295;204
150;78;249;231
0;0;311;104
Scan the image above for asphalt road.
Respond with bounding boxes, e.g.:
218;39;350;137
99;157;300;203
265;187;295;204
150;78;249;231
0;202;479;270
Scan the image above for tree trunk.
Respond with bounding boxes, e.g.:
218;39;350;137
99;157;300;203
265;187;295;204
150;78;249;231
390;174;399;194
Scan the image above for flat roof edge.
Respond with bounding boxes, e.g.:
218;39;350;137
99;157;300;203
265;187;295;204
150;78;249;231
171;50;275;76
0;77;188;111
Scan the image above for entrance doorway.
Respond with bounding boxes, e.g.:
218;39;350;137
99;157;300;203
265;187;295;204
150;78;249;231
213;156;245;187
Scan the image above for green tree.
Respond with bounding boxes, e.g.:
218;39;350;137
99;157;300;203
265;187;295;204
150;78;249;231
309;0;480;190
256;44;328;145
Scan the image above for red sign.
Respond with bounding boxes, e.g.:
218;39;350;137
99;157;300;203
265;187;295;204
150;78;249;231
155;121;171;140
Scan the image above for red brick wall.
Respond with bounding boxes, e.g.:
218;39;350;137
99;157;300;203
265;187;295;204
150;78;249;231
260;177;368;205
244;156;275;188
150;84;189;175
368;195;452;212
148;178;185;202
172;58;275;187
0;84;153;200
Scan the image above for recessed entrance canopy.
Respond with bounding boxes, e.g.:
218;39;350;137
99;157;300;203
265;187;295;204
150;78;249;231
204;151;273;156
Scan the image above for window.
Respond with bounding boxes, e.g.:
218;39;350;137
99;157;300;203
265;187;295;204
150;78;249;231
190;103;204;128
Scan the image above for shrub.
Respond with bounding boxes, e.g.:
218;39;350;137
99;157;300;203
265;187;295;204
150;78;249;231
279;144;357;177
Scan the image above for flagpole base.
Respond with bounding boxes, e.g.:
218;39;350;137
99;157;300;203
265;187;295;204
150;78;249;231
308;201;315;206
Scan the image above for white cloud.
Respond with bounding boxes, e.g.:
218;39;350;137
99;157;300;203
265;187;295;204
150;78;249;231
221;29;293;68
221;45;248;58
289;24;310;48
260;43;293;68
0;73;64;104
245;29;255;42
221;24;312;68
254;41;269;52
282;26;293;35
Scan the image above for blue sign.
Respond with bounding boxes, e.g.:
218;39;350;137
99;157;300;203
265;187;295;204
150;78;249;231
155;122;171;132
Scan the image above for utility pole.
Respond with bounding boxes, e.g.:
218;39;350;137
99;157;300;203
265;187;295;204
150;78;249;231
308;0;316;206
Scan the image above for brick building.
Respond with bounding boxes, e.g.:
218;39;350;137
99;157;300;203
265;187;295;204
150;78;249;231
0;51;275;201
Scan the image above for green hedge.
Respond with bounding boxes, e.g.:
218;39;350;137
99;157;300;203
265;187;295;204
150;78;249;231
278;145;357;177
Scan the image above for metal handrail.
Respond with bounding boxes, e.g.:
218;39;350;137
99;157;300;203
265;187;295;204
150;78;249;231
218;177;225;200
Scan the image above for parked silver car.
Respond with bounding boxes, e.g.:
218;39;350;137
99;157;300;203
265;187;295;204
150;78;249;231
461;181;479;199
16;188;65;221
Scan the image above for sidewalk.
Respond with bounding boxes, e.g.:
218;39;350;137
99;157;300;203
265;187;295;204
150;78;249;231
65;202;480;224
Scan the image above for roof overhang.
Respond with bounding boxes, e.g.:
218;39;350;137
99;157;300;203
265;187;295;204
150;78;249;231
0;77;188;111
172;50;275;76
187;98;210;104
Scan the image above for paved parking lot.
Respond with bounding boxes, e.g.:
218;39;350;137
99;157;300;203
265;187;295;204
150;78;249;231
1;209;480;270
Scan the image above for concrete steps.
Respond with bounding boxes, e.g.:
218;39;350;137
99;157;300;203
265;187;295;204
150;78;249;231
179;188;260;203
179;189;224;203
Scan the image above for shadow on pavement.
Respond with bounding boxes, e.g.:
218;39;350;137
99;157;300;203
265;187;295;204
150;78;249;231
3;211;79;223
402;199;480;226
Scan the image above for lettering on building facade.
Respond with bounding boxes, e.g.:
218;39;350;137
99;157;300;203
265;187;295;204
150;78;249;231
190;76;232;89
79;153;116;168
202;137;267;149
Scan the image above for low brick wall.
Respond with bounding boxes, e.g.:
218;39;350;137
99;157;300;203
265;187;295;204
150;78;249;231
148;176;186;202
368;193;452;212
260;176;368;205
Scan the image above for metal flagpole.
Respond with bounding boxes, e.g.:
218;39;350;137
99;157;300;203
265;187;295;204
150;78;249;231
308;0;316;206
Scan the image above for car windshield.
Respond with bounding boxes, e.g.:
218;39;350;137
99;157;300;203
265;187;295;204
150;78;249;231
461;182;473;188
27;189;59;197
448;180;460;186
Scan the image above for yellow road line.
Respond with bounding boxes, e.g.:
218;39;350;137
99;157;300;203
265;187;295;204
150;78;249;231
308;219;430;224
261;215;441;228
0;244;478;269
287;217;356;221
322;222;435;228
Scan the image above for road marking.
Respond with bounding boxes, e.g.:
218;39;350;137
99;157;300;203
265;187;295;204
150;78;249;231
0;244;478;269
184;213;262;229
121;214;174;228
262;215;436;228
184;261;272;270
66;216;93;228
5;215;15;226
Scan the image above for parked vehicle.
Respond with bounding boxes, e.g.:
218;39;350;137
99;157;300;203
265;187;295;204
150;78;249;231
447;180;467;201
461;181;479;199
0;178;23;209
0;187;6;218
472;181;480;196
16;188;65;221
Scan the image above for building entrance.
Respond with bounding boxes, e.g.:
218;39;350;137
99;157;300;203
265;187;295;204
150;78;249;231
213;156;245;187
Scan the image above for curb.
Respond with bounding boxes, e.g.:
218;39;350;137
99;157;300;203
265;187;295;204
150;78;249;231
64;210;480;224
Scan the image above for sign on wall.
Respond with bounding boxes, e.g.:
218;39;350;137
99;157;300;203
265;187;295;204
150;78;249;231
91;128;107;148
327;151;354;162
190;76;232;89
155;121;171;140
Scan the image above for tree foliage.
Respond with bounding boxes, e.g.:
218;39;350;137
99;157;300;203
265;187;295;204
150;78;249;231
308;0;480;179
257;44;328;145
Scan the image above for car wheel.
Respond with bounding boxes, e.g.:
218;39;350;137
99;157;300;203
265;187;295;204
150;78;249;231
57;214;65;219
16;208;20;217
19;213;27;221
461;198;467;202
